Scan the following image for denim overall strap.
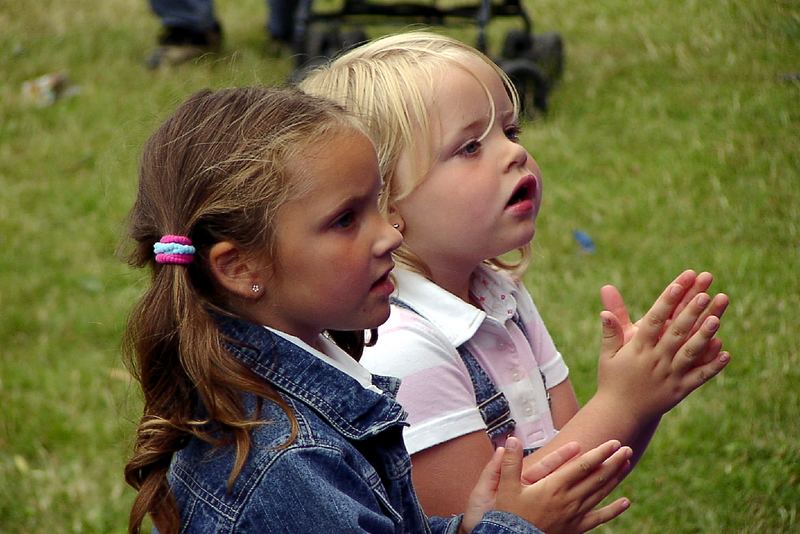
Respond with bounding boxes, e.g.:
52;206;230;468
390;297;516;443
510;314;551;408
455;344;516;441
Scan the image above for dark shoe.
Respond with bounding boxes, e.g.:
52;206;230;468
145;23;223;69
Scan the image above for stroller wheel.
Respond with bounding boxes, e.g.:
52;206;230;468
498;58;550;115
340;28;368;53
291;26;340;80
305;25;342;60
528;32;565;83
502;29;534;60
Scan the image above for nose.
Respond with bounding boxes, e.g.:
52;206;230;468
506;138;530;171
373;217;403;258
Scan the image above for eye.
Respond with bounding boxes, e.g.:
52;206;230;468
505;124;522;142
333;211;356;229
459;140;481;156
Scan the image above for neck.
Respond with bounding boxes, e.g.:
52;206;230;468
401;240;482;305
426;261;479;304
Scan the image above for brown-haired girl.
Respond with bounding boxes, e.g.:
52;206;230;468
122;86;633;533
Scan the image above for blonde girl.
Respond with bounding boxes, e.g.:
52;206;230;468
122;86;634;533
300;32;731;517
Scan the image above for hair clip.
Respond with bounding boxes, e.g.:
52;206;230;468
154;235;195;265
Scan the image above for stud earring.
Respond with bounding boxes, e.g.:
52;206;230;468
251;283;261;293
392;223;400;229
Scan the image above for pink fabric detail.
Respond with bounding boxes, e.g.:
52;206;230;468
156;253;194;265
160;234;192;245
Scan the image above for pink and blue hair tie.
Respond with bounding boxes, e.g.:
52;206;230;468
154;235;195;265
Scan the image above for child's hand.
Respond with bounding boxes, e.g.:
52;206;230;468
597;276;731;421
463;441;588;531
492;438;631;534
600;270;729;347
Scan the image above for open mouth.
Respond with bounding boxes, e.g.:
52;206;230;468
372;271;390;288
507;176;536;207
370;264;395;292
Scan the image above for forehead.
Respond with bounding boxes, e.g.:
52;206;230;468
291;129;380;199
428;57;513;129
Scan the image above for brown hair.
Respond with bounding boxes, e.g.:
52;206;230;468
122;86;366;533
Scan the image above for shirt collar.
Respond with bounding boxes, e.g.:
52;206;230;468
392;267;485;347
217;315;405;440
469;264;521;322
392;265;521;347
264;326;382;393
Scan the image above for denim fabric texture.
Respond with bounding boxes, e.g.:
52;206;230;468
164;315;543;533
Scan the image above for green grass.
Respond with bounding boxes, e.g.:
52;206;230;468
1;0;798;531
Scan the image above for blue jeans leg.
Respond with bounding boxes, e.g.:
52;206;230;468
267;0;297;41
150;0;218;31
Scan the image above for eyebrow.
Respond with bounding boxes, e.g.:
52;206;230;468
319;178;382;223
455;104;516;136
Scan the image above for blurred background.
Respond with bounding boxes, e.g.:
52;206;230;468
1;0;798;531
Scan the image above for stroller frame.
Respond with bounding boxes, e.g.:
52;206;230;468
290;0;564;114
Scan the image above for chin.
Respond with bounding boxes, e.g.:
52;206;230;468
372;306;392;327
514;226;536;248
354;305;392;331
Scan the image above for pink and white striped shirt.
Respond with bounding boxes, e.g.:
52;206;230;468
361;265;569;454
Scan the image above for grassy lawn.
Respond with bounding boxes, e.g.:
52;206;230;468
1;0;797;531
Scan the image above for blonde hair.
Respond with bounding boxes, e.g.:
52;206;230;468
299;30;531;277
123;86;368;534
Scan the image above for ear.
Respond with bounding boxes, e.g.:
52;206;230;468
387;204;405;233
208;241;267;300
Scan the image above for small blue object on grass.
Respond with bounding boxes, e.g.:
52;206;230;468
573;230;596;254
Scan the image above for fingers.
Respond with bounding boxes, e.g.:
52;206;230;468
659;292;714;355
577;497;631;532
554;440;623;487
476;446;505;494
687;293;729;338
463;446;506;529
684;350;731;391
498;437;525;492
600;285;631;329
671;313;721;373
671;271;712;320
541;443;632;533
635;281;691;346
521;441;581;484
569;445;632;511
600;311;624;359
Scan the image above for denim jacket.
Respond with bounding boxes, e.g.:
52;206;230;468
165;316;543;533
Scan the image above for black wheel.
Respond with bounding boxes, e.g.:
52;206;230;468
305;25;341;59
292;25;342;80
502;29;534;60
527;32;565;84
498;58;550;116
340;28;368;53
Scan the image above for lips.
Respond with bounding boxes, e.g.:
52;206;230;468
507;175;537;208
370;265;395;295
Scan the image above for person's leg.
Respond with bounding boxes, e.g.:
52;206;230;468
146;0;223;68
150;0;218;32
266;0;297;42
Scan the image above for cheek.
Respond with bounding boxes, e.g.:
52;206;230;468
328;253;369;286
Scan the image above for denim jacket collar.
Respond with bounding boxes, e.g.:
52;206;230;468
217;315;407;441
